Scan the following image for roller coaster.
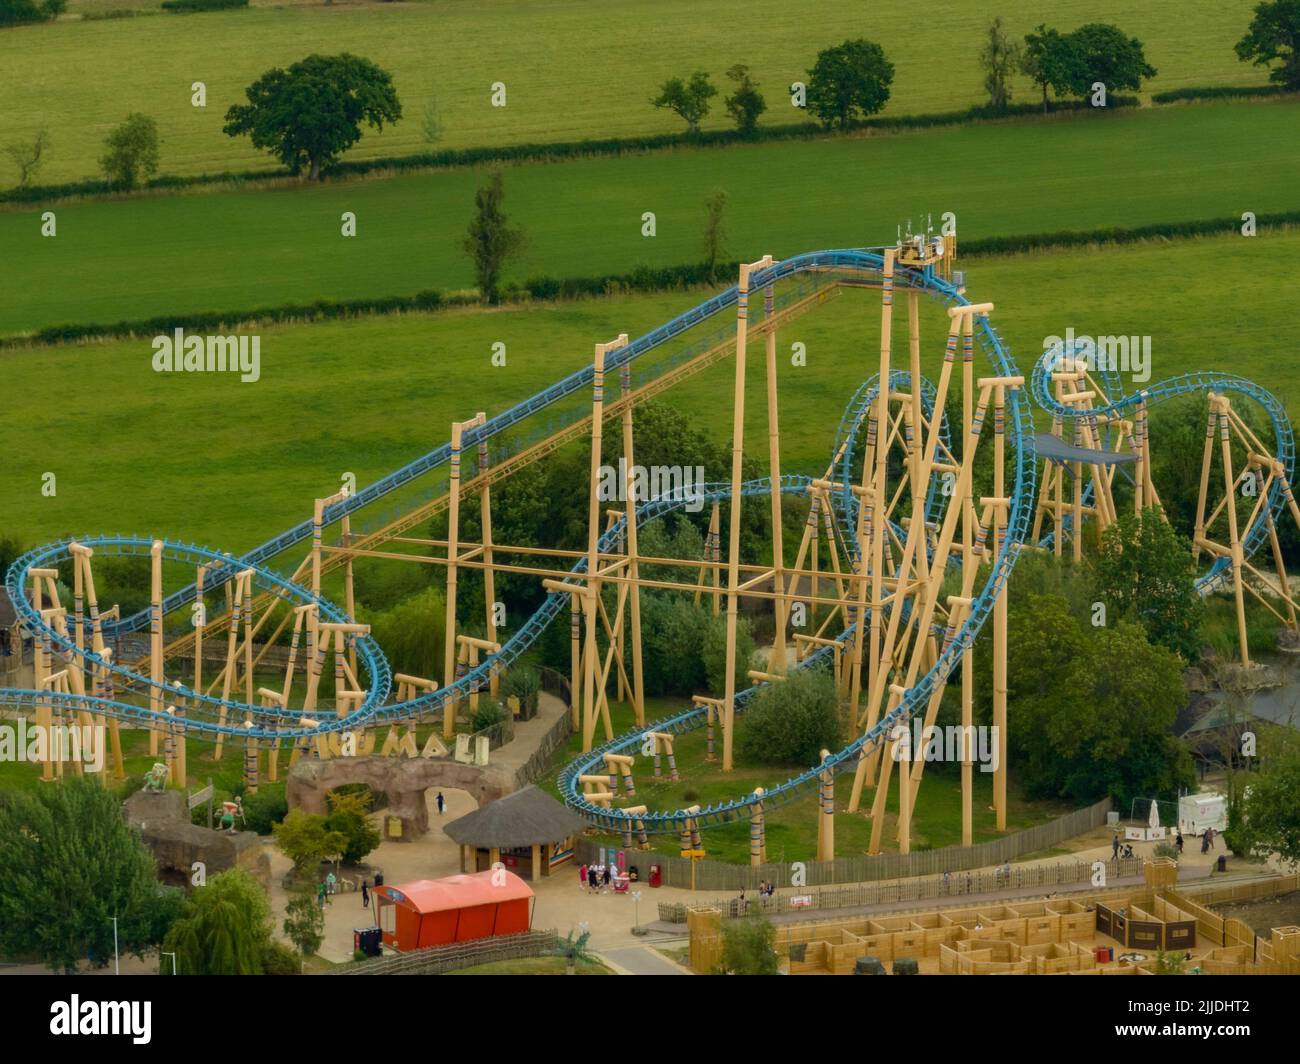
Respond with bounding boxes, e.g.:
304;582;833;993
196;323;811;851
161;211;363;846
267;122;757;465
4;237;1298;861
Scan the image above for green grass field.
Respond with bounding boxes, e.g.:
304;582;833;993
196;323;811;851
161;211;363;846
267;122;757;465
0;0;1271;186
2;230;1295;556
4;99;1299;335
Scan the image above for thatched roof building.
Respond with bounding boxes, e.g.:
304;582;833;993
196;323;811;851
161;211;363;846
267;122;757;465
444;785;585;880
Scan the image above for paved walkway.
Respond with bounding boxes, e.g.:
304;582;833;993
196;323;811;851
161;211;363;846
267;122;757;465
598;946;693;976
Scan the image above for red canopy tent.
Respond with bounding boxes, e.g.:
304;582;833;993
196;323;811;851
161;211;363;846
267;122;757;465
375;869;534;951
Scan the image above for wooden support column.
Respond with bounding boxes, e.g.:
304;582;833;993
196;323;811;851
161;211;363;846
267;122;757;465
721;256;772;771
149;540;164;757
476;413;500;696
618;366;646;725
582;336;626;751
763;281;788;673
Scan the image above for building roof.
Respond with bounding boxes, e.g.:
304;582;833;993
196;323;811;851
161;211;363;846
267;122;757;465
379;870;533;913
1034;433;1137;467
443;785;586;849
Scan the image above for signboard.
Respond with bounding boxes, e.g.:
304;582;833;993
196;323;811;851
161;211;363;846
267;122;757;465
790;895;813;909
187;784;213;810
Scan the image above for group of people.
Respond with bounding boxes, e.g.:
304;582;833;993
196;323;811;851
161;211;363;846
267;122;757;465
314;870;386;910
579;863;617;893
1112;826;1217;860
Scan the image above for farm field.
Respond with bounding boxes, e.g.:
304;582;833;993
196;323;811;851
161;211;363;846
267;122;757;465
0;0;1269;185
4;99;1300;336
2;229;1294;555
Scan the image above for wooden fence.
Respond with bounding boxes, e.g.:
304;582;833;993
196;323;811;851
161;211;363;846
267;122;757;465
654;856;1143;923
324;929;560;975
580;796;1114;893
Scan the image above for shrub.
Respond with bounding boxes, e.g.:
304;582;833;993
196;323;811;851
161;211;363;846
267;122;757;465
240;785;288;836
161;0;247;9
272;809;346;873
100;113;160;190
471;696;506;732
499;666;540;715
282;885;324;957
720;913;780;974
737;666;840;765
0;0;61;27
261;938;302;974
324;790;381;865
701;611;755;698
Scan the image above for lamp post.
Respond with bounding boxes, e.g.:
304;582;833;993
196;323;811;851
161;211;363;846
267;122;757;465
112;916;119;975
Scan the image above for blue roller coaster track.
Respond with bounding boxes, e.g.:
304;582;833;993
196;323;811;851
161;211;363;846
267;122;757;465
3;247;1292;837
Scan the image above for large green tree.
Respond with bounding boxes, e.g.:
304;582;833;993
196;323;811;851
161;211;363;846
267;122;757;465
805;39;895;128
1235;746;1300;865
0;778;169;973
162;869;272;975
1093;507;1203;658
1005;595;1194;806
1236;0;1300;90
1020;25;1082;111
224;53;401;179
1061;23;1157;97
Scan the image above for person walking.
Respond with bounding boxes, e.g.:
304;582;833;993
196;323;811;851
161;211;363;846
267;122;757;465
1112;834;1120;860
326;871;337;900
579;863;588;891
361;879;370;908
436;791;446;815
1175;830;1184;855
602;864;612;889
317;881;327;910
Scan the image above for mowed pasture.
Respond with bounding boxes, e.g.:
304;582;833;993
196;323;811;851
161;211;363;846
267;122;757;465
0;0;1273;185
1;230;1295;556
4;100;1300;335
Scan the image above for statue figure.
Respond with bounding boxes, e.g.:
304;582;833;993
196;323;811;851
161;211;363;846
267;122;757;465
142;762;169;793
218;797;244;834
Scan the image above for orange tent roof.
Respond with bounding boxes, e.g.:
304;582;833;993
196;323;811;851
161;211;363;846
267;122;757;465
380;870;533;913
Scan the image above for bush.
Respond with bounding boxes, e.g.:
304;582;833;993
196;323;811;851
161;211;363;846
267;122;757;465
100;113;160;190
737;666;840;765
282;885;324;957
701;612;755;698
161;0;247;9
1152;84;1291;103
471;696;506;732
324;790;381;865
240;786;288;836
719;913;779;974
0;0;60;27
499;666;540;715
261;938;302;975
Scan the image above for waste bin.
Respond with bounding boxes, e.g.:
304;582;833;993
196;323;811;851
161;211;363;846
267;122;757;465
628;865;639;882
353;927;382;957
855;956;886;975
1217;854;1227;873
649;863;662;887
